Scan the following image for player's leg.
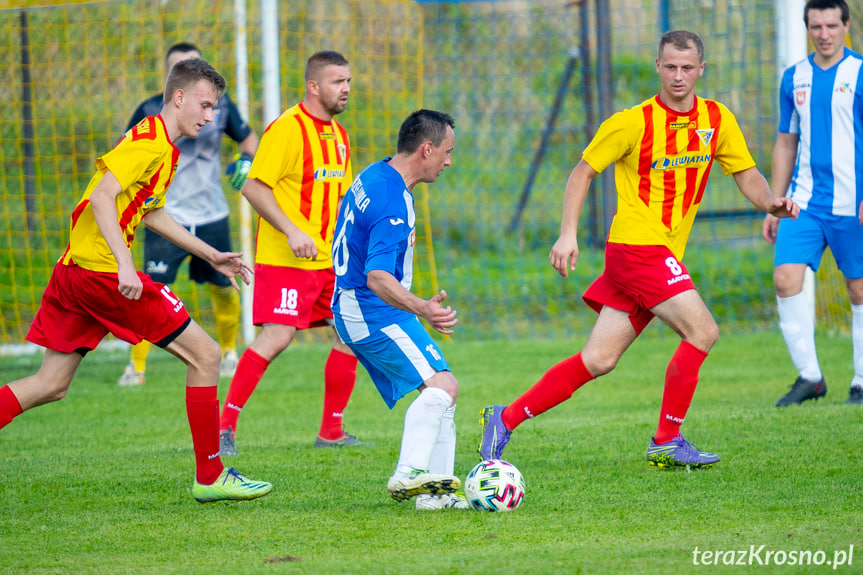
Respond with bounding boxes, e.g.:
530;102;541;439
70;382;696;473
773;211;828;406
219;322;296;453
315;332;366;446
1;349;83;429
826;216;863;405
164;320;272;503
119;229;186;386
480;260;644;461
646;288;720;468
188;218;240;378
488;306;636;450
314;269;365;446
847;277;863;404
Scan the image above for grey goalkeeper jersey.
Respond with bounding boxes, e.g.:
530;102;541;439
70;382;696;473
125;93;253;226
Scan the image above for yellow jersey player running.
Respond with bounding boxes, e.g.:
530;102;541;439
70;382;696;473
479;30;799;469
0;59;272;503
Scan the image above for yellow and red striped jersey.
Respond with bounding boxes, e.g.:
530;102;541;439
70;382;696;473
249;102;352;270
583;95;755;259
61;115;178;272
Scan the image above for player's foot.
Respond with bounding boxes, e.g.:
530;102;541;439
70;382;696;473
386;470;460;502
117;362;145;386
314;432;372;448
478;405;511;460
415;492;470;510
191;467;272;503
775;376;827;407
220;349;238;379
646;434;720;469
220;426;238;457
846;384;863;405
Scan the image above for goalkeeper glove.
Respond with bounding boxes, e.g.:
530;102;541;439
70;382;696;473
226;152;253;190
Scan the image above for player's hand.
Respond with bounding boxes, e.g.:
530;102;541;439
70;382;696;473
117;264;143;300
226;153;253;191
212;251;253;290
549;233;579;278
425;289;458;335
287;230;318;260
766;196;799;221
762;213;780;244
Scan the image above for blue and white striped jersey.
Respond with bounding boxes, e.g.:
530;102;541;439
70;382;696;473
778;47;863;216
331;159;416;343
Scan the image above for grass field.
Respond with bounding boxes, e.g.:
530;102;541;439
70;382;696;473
1;331;861;574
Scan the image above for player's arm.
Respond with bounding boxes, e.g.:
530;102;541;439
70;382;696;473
367;270;458;335
143;208;252;290
88;170;143;300
549;159;598;278
762;132;799;243
734;166;799;222
242;177;317;259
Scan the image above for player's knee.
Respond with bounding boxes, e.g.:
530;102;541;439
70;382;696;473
773;267;803;297
581;351;619;377
427;371;458;403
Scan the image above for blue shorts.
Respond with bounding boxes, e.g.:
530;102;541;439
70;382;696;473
341;317;450;409
775;209;863;279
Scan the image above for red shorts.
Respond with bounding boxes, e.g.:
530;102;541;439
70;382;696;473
27;262;191;354
582;243;696;335
252;264;335;329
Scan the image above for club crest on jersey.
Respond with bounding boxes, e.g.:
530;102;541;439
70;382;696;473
836;82;853;94
695;129;714;148
796;90;807;105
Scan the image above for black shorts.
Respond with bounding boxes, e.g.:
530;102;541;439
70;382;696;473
142;217;233;287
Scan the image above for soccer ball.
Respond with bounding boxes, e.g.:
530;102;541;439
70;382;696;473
464;459;525;512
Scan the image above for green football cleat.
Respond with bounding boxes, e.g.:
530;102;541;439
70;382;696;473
192;467;273;503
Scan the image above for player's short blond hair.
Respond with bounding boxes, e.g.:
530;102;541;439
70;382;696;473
658;30;704;62
163;58;226;105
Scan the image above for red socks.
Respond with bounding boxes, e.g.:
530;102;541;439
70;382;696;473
186;385;223;485
0;385;23;430
502;353;594;431
219;348;269;433
654;341;708;444
318;348;358;440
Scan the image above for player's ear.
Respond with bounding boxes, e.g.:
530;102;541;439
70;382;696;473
173;88;185;107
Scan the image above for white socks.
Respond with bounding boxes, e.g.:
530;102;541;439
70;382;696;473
852;304;863;387
777;292;822;382
394;386;453;477
427;405;456;475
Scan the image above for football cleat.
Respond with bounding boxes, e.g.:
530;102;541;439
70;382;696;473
775;376;827;407
846;384;863;405
415;492;470;510
117;362;145;386
192;467;272;503
386;470;460;502
314;432;372;448
478;405;511;460
220;349;238;379
219;426;238;457
647;434;720;469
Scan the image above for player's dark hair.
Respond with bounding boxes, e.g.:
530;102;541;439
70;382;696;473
804;0;850;26
397;109;456;155
658;30;704;62
304;50;350;82
165;42;202;64
163;58;225;104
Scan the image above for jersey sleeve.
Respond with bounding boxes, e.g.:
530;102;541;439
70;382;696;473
777;66;799;135
98;119;163;204
223;94;254;144
581;108;640;174
712;103;756;175
247;115;296;189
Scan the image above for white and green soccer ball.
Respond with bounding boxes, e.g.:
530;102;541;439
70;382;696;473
464;459;525;512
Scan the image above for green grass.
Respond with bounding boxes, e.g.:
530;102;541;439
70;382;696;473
1;331;861;574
